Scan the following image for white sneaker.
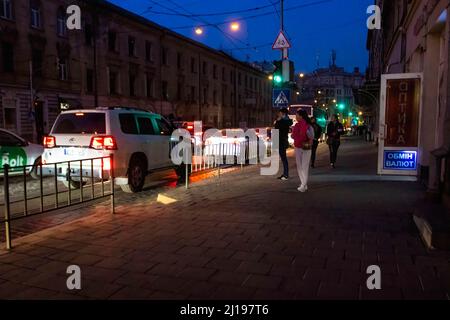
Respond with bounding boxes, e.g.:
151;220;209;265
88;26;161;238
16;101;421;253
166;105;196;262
297;185;308;193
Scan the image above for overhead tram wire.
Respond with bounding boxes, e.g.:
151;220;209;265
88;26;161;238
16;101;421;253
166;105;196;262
143;1;281;17
149;0;251;52
168;0;333;30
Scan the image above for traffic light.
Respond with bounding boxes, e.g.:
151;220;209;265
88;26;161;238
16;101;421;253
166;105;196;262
272;60;283;87
338;103;345;111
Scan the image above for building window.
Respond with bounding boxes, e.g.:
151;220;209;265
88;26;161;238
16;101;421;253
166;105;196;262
145;41;153;61
56;7;66;37
58;58;68;80
145;73;154;98
203;87;208;104
2;41;14;72
85;23;93;46
128;36;136;57
222;67;226;81
213;64;217;79
213;90;217;105
108;30;117;52
32;48;43;77
109;70;118;95
202;61;207;75
0;0;12;19
30;1;41;29
177;82;183;100
190;86;196;102
162;81;168;100
162;47;169;66
86;68;94;93
129;73;136;96
238;73;242;85
177;52;182;70
191;57;196;73
3;105;17;131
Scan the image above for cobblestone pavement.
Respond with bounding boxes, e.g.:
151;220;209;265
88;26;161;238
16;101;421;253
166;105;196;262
0;137;449;300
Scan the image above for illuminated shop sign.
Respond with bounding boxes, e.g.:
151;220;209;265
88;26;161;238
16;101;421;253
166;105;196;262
383;151;417;170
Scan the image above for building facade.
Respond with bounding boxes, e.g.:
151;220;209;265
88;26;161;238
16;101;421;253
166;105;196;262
366;0;449;201
0;0;273;143
295;55;365;124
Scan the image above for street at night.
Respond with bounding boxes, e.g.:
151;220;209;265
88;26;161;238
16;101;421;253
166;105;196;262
0;0;450;313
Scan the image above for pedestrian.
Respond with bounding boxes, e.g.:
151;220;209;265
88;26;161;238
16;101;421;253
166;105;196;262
274;108;293;180
310;116;323;168
292;110;315;192
326;114;344;169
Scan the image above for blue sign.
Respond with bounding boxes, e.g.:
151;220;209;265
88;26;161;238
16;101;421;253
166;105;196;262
273;89;290;108
383;151;417;170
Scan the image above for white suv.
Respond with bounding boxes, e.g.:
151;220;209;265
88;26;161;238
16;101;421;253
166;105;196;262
41;107;182;193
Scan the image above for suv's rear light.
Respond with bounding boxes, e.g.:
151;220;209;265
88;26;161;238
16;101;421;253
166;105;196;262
90;136;117;150
43;136;56;148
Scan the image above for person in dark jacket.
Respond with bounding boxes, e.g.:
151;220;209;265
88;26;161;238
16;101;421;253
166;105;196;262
326;114;344;169
310;117;323;168
274;108;293;180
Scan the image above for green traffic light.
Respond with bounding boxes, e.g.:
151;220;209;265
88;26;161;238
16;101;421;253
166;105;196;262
349;112;353;117
274;75;282;84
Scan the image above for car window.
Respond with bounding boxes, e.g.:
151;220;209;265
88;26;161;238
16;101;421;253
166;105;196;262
137;117;155;135
53;113;106;134
154;118;172;136
0;131;23;146
119;114;138;134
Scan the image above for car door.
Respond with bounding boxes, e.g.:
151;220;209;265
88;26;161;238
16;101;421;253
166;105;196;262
135;116;159;170
151;117;174;168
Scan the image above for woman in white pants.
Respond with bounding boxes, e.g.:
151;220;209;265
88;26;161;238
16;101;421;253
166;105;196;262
291;110;315;192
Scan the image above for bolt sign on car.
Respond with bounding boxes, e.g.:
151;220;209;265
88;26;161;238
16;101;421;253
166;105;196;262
0;129;44;179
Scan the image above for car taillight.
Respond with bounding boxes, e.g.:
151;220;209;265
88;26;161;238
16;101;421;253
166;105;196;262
43;136;56;148
90;136;117;150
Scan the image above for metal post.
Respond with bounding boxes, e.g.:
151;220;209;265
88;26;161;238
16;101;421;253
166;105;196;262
91;159;95;200
185;163;189;189
110;154;115;214
54;163;58;209
3;165;12;250
23;166;28;216
67;161;72;205
79;160;84;203
39;163;44;212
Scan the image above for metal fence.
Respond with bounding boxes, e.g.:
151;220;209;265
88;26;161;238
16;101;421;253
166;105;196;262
1;155;115;250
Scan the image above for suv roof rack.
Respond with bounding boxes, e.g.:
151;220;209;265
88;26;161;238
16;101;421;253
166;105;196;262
96;106;154;113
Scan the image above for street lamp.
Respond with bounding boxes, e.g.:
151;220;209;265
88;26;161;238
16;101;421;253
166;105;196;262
299;73;304;78
230;22;240;31
268;75;273;81
195;27;203;35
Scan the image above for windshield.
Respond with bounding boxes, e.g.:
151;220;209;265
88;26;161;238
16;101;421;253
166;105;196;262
52;113;106;134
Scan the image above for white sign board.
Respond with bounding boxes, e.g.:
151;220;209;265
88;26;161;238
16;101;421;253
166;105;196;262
272;31;291;50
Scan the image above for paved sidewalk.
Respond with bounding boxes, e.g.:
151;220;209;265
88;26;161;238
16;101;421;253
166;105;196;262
0;137;449;300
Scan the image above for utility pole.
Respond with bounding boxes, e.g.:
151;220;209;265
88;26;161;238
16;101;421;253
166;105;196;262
93;10;99;109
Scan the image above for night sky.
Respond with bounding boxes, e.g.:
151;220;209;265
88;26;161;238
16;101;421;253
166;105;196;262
108;0;372;73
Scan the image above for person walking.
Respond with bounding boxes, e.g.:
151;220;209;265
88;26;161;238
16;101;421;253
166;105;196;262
274;108;293;180
292;110;315;192
326;114;344;169
310;117;323;168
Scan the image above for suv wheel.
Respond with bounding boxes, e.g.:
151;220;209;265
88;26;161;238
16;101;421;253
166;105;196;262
122;157;146;193
62;180;86;189
29;157;41;180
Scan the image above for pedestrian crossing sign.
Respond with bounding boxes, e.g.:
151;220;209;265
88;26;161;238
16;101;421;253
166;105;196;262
273;89;291;108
